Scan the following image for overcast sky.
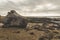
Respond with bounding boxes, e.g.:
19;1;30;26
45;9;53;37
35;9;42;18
0;0;60;17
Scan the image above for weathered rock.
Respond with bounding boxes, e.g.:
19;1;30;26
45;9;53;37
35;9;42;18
2;10;28;28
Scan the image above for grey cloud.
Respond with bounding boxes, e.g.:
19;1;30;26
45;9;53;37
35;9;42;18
0;0;60;11
0;0;60;16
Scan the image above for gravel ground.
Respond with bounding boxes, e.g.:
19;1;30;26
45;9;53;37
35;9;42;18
0;27;59;40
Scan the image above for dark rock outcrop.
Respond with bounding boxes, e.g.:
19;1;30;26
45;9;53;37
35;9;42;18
2;10;28;28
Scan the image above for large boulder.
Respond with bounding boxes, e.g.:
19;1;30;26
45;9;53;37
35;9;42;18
2;10;28;28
